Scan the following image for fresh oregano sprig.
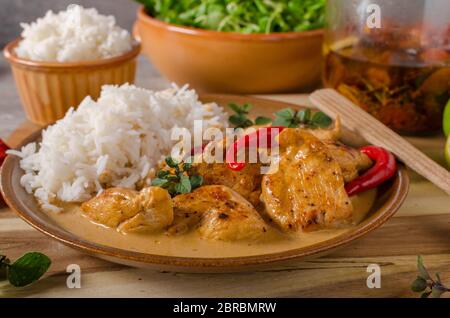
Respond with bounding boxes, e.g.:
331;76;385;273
272;108;332;128
0;252;51;287
151;157;203;196
411;256;449;298
228;103;272;129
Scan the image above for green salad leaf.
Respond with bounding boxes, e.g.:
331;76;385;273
137;0;325;34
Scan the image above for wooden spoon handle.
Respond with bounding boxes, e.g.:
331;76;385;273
310;88;450;196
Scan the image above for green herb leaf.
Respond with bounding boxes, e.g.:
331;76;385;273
417;256;431;280
165;157;178;168
241;103;253;113
430;285;446;298
411;277;427;292
411;256;450;298
151;178;169;187
311;112;332;128
272;116;292;127
296;109;311;123
166;175;179;182
228;103;257;128
189;175;203;189
254;116;272;125
228;103;246;114
156;170;170;179
175;175;192;194
7;252;51;287
274;108;295;119
0;255;8;280
229;114;250;127
183;161;192;171
436;273;442;284
420;291;432;298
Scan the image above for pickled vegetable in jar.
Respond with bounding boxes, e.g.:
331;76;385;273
323;0;450;134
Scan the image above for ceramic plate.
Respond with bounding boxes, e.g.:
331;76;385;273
0;95;409;272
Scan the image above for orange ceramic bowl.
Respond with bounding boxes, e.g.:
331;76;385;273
3;38;141;126
135;6;323;94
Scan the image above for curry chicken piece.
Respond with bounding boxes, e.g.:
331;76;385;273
326;142;372;183
191;162;262;207
261;129;354;232
81;187;173;234
168;185;268;242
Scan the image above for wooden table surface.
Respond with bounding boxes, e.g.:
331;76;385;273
1;94;450;298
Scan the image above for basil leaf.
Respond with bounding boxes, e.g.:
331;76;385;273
7;252;51;287
311;112;332;128
175;175;192;194
189;175;203;189
254;116;272;125
151;178;169;187
274;108;295;119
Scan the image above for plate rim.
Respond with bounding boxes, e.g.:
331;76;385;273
0;95;410;270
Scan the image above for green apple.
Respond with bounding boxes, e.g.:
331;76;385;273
444;98;450;137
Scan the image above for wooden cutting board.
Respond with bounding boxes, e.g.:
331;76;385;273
1;94;450;298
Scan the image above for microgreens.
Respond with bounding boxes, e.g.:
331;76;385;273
228;103;271;129
0;252;51;287
137;0;325;34
411;256;449;298
151;157;203;196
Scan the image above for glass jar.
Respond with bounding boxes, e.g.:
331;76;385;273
323;0;450;134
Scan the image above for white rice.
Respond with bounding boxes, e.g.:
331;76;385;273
15;4;132;62
8;84;228;213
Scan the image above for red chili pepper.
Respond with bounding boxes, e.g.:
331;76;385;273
0;138;10;207
225;131;397;197
226;126;286;171
345;146;397;196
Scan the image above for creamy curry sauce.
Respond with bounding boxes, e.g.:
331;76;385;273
47;189;377;258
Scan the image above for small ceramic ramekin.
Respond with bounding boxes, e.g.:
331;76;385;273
3;39;141;125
